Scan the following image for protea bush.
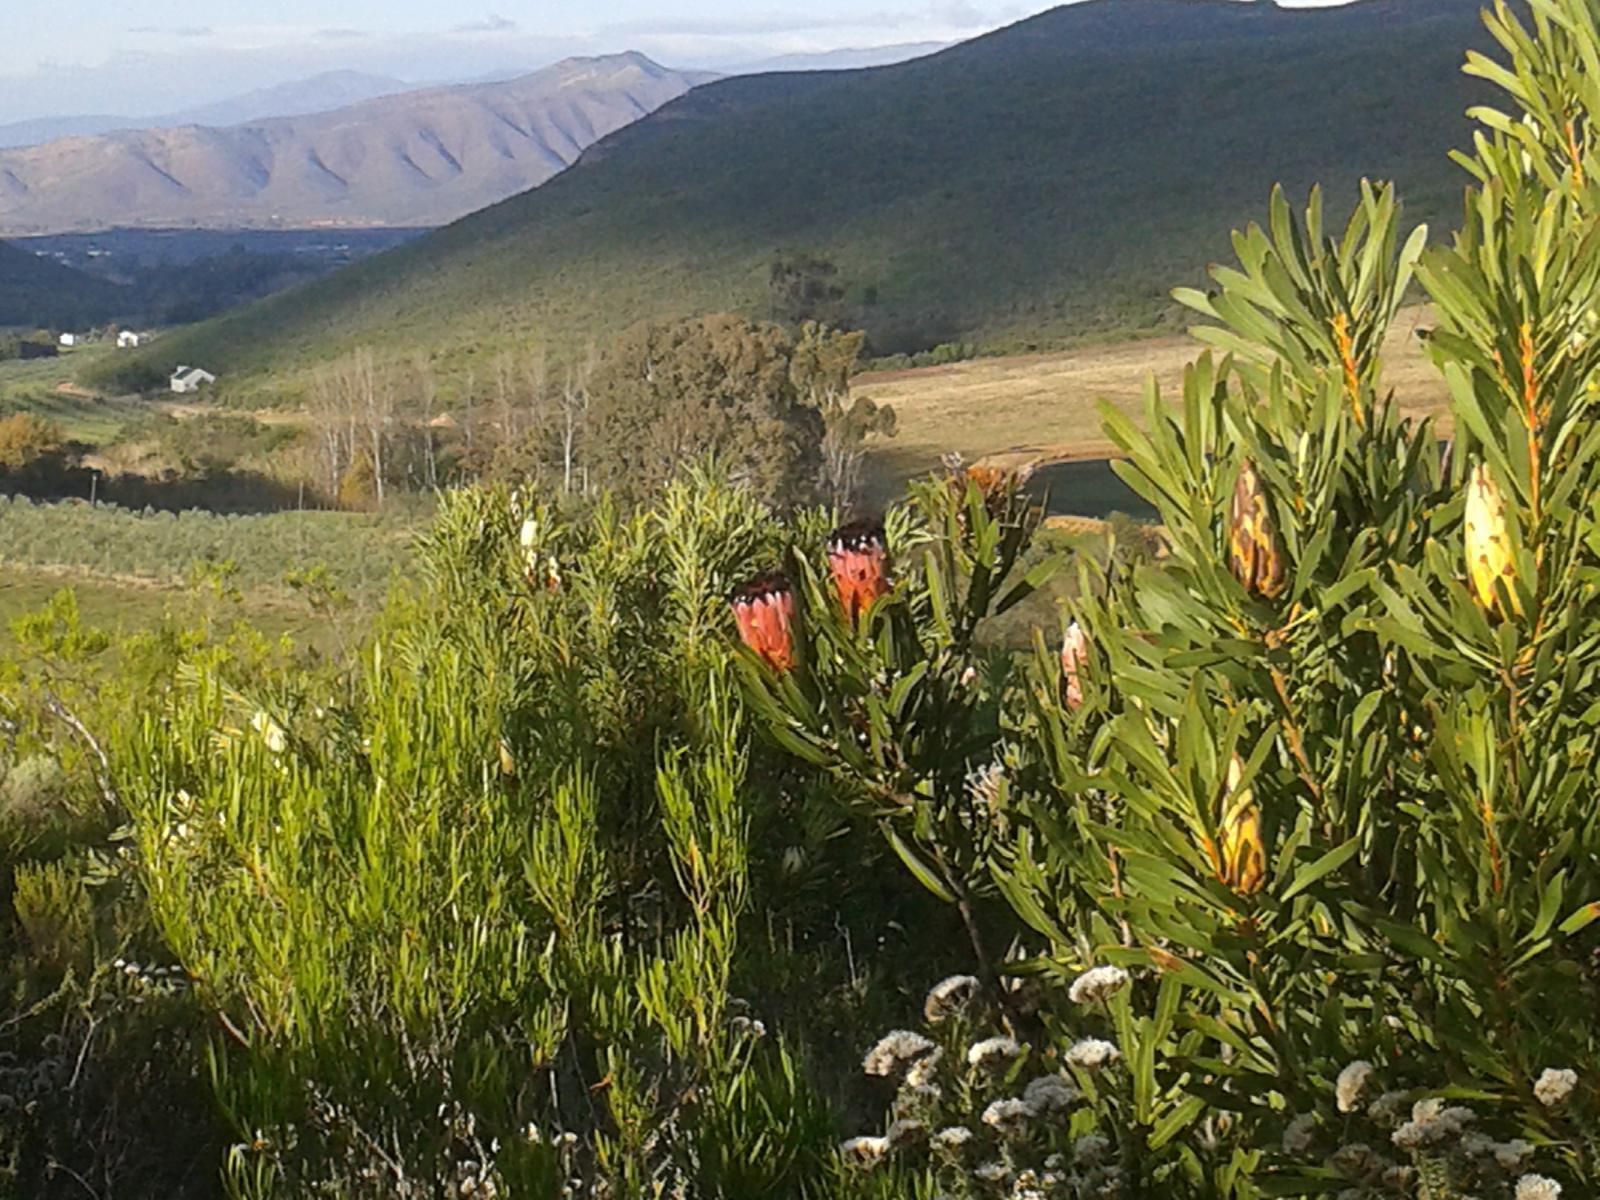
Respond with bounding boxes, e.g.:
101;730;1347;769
736;3;1600;1196
12;4;1600;1198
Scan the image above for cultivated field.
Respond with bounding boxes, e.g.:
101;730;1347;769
858;304;1450;494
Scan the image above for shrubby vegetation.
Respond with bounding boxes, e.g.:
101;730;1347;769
0;497;416;594
6;5;1600;1199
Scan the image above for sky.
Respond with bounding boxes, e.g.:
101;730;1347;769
1;0;1056;120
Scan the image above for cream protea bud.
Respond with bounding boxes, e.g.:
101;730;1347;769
1464;463;1521;616
1228;459;1287;600
1060;621;1090;710
1203;754;1267;896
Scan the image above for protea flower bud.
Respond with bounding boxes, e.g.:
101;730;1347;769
1464;463;1521;616
1060;620;1090;710
1203;755;1267;896
1228;459;1287;601
731;573;797;672
498;737;517;777
827;520;889;625
519;517;561;592
946;453;1034;518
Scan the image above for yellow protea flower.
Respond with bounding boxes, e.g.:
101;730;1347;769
1203;754;1268;896
1228;459;1287;600
1464;463;1522;617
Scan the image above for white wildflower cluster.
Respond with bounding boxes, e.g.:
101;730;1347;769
837;1135;890;1168
1064;1038;1120;1071
1391;1097;1477;1151
1365;1091;1412;1129
111;957;190;993
982;1096;1037;1136
967;1034;1025;1070
924;973;980;1024
930;1124;974;1152
1534;1067;1577;1108
1335;1060;1374;1113
1461;1133;1535;1170
974;1160;1011;1184
250;710;288;754
905;1047;944;1089
863;1029;937;1077
1068;965;1129;1006
1516;1174;1563;1200
728;1014;766;1040
1022;1073;1079;1114
1073;1134;1111;1164
886;1118;926;1149
1281;1113;1318;1157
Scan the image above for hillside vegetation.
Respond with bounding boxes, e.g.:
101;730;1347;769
0;241;129;327
102;0;1489;401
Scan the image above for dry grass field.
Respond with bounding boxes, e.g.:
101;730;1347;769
858;305;1450;500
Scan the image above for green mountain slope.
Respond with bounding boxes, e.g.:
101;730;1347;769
103;0;1491;397
0;242;128;329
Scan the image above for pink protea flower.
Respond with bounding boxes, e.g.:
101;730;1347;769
827;519;889;625
731;573;798;672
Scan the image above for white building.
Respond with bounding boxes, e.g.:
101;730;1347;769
170;366;217;394
58;333;76;347
117;331;141;348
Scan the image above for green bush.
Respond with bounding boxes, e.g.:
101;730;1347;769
10;5;1600;1198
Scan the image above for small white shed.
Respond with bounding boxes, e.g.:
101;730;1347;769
170;366;217;394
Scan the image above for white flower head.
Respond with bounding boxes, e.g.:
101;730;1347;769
250;711;288;754
1366;1090;1410;1128
1022;1073;1078;1114
966;1035;1025;1070
1495;1140;1537;1170
1073;1133;1111;1165
838;1135;890;1168
974;1160;1011;1184
904;1046;944;1088
1516;1174;1563;1200
1064;1037;1121;1070
1336;1060;1375;1113
1330;1142;1381;1176
924;974;980;1024
863;1030;936;1077
981;1096;1037;1135
1069;965;1130;1006
930;1125;973;1152
886;1118;925;1149
1282;1113;1318;1157
1391;1098;1475;1151
1534;1067;1578;1108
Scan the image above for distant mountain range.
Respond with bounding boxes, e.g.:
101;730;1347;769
731;43;951;74
0;71;415;150
101;0;1493;400
0;54;716;236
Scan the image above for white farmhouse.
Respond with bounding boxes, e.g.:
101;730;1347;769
117;330;141;348
58;333;76;347
170;365;217;394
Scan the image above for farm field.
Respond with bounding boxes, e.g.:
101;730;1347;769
857;304;1449;494
0;564;330;652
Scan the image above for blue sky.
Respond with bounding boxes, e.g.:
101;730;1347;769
3;1;1052;120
